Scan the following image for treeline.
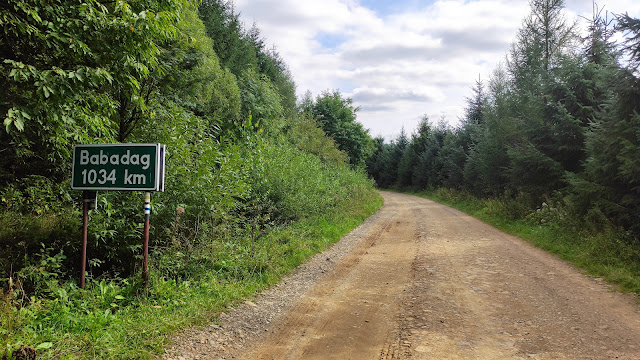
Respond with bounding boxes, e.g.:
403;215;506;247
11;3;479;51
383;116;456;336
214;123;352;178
367;0;640;239
0;0;375;299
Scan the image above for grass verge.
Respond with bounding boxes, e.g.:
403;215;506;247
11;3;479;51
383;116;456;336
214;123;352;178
409;188;640;294
1;191;383;359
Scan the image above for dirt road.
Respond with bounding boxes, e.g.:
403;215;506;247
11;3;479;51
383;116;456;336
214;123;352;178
167;192;640;359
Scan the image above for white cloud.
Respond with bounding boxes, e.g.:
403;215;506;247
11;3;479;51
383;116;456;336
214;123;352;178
235;0;640;140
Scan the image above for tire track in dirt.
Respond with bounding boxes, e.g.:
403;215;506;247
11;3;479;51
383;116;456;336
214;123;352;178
398;196;640;359
166;192;640;360
240;194;419;360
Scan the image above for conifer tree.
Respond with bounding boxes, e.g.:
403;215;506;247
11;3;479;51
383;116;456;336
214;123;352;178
504;0;584;197
574;12;640;235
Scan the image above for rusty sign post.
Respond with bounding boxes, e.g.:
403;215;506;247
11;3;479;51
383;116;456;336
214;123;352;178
72;144;165;290
80;191;96;289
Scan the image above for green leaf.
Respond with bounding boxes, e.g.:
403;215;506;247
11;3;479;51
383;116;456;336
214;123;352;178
14;117;24;132
4;117;12;132
36;342;53;350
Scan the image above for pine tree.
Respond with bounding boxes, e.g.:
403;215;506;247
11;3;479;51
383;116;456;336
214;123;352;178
616;13;640;73
470;66;514;196
575;12;640;236
503;0;585;197
199;0;257;77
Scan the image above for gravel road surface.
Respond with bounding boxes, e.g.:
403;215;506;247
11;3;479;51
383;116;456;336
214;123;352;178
165;192;640;359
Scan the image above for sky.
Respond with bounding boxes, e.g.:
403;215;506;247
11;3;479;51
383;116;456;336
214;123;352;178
234;0;640;140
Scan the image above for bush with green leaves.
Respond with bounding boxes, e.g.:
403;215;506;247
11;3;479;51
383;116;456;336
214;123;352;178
248;140;370;222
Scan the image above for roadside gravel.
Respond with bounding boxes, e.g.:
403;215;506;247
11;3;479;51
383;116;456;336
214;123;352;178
163;208;386;360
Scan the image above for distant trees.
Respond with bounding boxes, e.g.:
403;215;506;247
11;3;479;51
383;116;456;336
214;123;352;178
198;0;297;122
572;11;640;235
366;129;406;188
366;1;640;237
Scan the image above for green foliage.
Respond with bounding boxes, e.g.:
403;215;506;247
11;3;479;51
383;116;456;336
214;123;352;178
197;0;296;118
397;141;418;188
238;69;284;128
308;90;374;167
411;119;448;189
576;72;640;236
249;140;371;222
366;130;406;188
160;4;242;126
506;142;564;195
616;13;640;72
436;131;466;189
198;0;257;78
0;177;79;279
279;114;348;165
247;25;297;118
0;0;188;183
504;0;585;196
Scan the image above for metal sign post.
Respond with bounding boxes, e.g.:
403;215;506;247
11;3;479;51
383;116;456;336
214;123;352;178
72;144;165;291
142;192;151;290
80;191;97;289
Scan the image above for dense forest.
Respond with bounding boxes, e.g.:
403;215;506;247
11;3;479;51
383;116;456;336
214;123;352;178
0;0;378;357
367;1;640;241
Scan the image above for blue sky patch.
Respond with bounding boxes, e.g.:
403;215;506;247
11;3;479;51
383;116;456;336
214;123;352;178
315;32;348;49
359;0;434;16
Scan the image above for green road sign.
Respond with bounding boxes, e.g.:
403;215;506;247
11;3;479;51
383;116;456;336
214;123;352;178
72;144;165;191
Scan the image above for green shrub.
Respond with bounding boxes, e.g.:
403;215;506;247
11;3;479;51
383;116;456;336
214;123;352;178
0;176;80;281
